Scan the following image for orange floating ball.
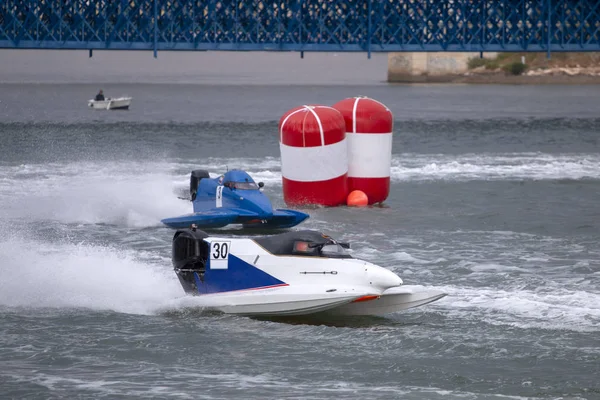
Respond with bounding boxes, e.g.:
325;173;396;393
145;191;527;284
347;190;369;207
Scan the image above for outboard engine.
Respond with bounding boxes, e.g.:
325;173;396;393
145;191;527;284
189;169;210;201
172;227;210;294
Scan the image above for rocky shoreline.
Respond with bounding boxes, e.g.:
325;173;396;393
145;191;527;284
388;53;600;84
458;65;600;84
388;71;600;84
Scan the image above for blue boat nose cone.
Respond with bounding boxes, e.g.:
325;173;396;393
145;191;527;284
242;190;273;216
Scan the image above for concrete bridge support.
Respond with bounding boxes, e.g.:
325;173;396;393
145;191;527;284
387;52;498;82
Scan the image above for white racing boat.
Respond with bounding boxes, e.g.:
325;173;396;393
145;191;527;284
172;228;446;317
88;96;132;110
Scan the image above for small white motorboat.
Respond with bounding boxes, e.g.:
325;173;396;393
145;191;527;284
88;96;132;110
171;228;447;317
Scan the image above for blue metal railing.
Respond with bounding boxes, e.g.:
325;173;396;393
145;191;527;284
1;0;598;56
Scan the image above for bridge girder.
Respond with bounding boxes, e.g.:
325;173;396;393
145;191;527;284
0;0;599;55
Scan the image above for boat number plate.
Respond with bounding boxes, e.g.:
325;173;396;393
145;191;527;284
216;186;224;208
210;240;230;269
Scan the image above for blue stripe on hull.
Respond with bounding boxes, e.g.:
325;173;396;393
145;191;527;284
195;254;285;294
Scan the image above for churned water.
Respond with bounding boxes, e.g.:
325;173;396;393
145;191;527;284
0;52;599;399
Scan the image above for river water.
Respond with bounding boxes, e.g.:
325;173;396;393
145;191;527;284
0;52;599;399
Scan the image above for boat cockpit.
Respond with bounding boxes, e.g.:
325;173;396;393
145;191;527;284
255;230;353;259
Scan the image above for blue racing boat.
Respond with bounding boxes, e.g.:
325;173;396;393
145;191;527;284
161;169;309;229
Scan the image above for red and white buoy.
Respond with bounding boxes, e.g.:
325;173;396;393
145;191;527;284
332;96;393;205
279;105;348;206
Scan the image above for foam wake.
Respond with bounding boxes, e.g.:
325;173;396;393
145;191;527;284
0;236;183;315
391;152;600;181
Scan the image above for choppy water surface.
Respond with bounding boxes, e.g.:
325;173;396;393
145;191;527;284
1;82;599;400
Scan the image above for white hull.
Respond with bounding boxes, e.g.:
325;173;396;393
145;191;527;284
88;97;132;110
195;285;372;317
320;288;447;316
190;285;446;317
216;296;357;316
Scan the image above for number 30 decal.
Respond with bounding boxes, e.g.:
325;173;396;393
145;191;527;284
210;241;230;269
211;242;229;259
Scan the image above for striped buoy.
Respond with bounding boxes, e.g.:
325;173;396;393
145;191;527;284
279;105;348;206
332;96;393;205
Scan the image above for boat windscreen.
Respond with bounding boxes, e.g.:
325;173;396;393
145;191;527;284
319;243;352;258
225;181;258;190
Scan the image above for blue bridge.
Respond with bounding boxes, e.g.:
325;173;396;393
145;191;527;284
1;0;599;57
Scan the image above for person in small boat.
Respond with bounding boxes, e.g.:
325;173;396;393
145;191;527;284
95;90;105;101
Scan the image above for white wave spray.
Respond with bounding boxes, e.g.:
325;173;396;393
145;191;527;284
0;235;184;315
0;161;190;227
391;152;600;181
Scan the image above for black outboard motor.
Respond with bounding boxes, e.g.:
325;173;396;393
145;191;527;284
172;227;210;294
189;169;210;201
